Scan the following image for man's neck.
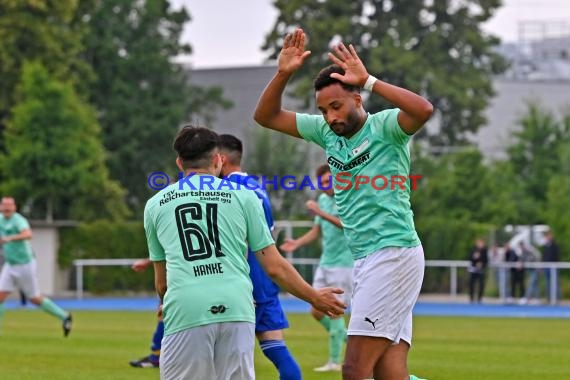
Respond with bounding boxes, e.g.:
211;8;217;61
222;164;242;177
184;168;213;176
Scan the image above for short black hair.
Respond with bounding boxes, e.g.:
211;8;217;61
173;125;220;170
314;65;360;93
219;134;243;165
315;163;331;177
219;134;243;154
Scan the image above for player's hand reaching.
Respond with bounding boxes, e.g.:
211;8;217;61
278;28;311;74
132;258;151;272
311;287;346;318
280;238;299;253
328;43;369;88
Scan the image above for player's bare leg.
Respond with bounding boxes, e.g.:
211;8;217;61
343;335;392;380
372;341;409;380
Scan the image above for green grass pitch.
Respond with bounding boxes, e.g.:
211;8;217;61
1;310;569;379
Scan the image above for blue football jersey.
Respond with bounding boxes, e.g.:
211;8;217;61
227;172;280;303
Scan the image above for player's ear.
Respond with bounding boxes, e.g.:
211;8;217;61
212;152;223;174
353;91;362;107
175;157;184;172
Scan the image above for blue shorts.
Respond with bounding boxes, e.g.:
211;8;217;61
255;296;289;333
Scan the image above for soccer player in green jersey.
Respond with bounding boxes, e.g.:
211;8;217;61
281;163;353;372
0;197;72;337
254;28;433;380
144;126;346;380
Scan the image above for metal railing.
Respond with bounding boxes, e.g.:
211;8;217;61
73;258;139;299
72;219;568;303
72;257;570;303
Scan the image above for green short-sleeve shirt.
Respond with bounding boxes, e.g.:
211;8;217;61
297;109;420;260
144;175;274;336
0;213;33;265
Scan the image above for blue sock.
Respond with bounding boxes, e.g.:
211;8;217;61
149;320;164;362
260;340;302;380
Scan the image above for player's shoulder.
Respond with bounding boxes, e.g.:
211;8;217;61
368;108;400;128
297;113;332;134
228;172;261;189
317;192;329;204
144;183;176;213
317;193;335;210
14;212;28;223
370;108;400;119
228;172;269;200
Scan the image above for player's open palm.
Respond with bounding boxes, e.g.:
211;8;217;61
328;43;369;87
280;238;298;252
279;28;311;74
313;287;346;317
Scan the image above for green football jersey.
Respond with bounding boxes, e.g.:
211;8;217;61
314;193;353;268
144;175;274;336
0;213;34;265
297;108;421;260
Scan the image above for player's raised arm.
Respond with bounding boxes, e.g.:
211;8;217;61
253;28;311;138
255;244;346;317
328;43;433;135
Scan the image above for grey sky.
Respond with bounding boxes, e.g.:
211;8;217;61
173;0;570;68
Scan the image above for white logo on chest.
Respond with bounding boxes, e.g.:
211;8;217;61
351;139;369;156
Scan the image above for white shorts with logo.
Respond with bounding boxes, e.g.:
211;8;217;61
160;321;255;380
0;260;41;298
347;245;424;345
313;266;353;306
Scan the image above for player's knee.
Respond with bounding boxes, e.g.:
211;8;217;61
343;362;368;380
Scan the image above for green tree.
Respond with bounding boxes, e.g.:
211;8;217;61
263;0;506;145
79;0;231;215
544;137;570;258
412;148;492;222
507;103;570;223
480;161;520;226
0;0;92;145
245;127;311;220
411;147;498;260
0;62;128;221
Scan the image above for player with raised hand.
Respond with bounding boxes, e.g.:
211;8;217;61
254;28;432;380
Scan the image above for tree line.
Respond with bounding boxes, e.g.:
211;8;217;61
0;0;229;221
1;0;568;261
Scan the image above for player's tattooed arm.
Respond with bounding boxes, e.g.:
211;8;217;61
255;244;346;317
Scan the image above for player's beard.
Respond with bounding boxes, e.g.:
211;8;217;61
329;108;362;137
